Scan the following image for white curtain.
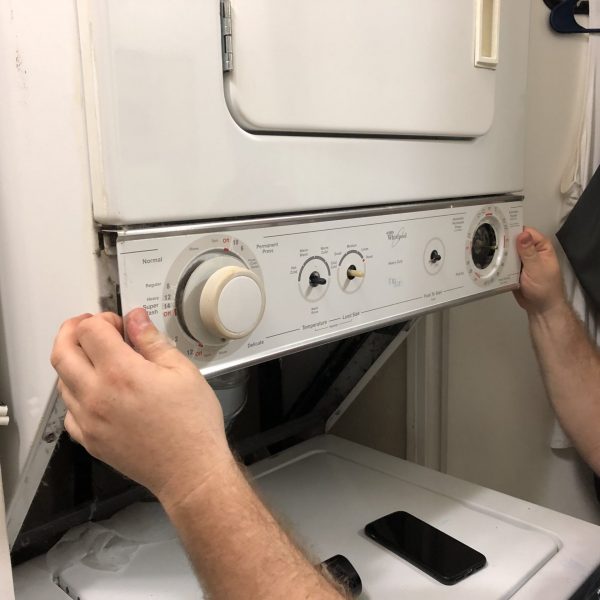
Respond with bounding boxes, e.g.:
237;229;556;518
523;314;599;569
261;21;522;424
553;1;600;449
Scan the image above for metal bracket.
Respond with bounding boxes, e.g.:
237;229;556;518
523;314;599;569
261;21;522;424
100;231;118;257
7;388;65;547
220;0;233;72
325;321;416;431
41;393;67;445
233;321;415;461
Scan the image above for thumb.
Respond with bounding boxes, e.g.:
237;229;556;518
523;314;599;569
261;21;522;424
126;308;181;367
516;230;541;264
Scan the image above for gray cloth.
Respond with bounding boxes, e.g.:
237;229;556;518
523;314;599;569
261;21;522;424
557;164;600;313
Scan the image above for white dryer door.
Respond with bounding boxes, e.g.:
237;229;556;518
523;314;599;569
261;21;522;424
225;0;499;137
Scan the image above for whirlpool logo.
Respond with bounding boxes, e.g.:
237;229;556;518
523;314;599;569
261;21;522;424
386;228;408;247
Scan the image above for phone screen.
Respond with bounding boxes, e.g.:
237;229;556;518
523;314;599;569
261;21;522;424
365;511;486;585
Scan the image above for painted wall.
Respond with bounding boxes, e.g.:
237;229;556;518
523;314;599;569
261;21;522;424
0;0;101;540
445;1;600;522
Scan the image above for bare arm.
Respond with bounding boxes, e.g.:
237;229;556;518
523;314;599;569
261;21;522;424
162;459;347;599
516;228;600;473
51;310;346;600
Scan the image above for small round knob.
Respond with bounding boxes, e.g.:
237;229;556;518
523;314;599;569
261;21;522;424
309;271;327;287
346;265;365;280
430;250;442;264
200;266;265;340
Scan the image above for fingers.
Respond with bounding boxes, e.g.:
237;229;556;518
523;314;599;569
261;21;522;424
94;311;125;336
54;309;180;380
512;288;526;310
126;308;182;368
58;379;81;416
76;313;135;369
58;380;83;444
64;410;83;445
516;227;557;264
516;228;539;261
514;226;566;316
51;314;95;391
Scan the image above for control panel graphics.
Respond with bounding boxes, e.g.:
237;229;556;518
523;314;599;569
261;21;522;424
113;197;523;376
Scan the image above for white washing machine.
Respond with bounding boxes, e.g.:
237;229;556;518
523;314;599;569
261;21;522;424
12;437;600;599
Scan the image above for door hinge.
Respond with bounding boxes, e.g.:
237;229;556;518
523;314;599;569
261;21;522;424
220;0;233;72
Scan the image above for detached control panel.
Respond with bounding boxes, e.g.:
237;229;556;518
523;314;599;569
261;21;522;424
113;197;523;376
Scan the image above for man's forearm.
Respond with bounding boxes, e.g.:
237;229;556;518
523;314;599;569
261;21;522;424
529;301;600;472
160;452;347;600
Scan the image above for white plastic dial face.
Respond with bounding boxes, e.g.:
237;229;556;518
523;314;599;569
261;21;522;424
199;267;265;340
465;205;509;287
116;199;523;376
217;276;263;335
161;234;263;361
177;253;245;345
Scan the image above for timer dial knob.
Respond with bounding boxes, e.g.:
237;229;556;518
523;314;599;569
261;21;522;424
465;206;509;286
200;266;266;340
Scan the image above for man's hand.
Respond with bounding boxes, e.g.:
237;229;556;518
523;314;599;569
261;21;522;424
513;228;600;477
51;310;347;600
514;227;567;317
50;308;231;504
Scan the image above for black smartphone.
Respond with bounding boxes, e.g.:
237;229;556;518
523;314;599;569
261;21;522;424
364;511;487;585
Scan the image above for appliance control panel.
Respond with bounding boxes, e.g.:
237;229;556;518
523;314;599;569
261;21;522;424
114;197;523;376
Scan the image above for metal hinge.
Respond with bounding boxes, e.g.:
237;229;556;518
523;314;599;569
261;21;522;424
220;0;233;72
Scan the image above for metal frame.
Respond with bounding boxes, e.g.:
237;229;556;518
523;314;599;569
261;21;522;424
101;195;523;238
6;389;64;547
326;320;416;431
106;195;521;378
235;321;413;459
406;311;450;471
193;283;517;378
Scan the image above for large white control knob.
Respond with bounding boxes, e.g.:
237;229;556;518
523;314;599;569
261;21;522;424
199;266;266;339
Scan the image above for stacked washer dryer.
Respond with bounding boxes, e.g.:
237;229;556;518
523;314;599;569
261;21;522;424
7;0;600;598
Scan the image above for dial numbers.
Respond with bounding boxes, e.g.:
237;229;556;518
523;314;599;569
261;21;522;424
163;235;263;360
